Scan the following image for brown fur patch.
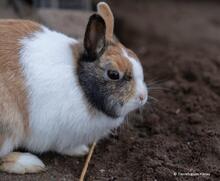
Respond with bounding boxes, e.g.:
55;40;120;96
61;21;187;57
1;152;20;162
98;2;114;40
102;43;133;74
101;42;136;102
72;42;82;66
0;20;41;148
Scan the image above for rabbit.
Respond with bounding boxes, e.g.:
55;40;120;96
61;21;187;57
0;2;148;174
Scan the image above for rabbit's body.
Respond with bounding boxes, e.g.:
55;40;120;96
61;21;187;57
0;20;123;155
0;2;148;174
21;25;123;153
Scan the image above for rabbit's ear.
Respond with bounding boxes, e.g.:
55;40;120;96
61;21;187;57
83;14;106;61
97;2;114;40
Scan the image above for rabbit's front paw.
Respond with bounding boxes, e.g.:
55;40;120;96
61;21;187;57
61;145;89;157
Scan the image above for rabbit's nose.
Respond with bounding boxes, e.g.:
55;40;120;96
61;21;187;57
139;94;145;101
138;93;147;104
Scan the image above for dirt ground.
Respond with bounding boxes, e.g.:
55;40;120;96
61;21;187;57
1;1;220;181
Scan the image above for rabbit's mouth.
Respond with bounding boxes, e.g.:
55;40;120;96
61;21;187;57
120;93;148;117
104;96;148;119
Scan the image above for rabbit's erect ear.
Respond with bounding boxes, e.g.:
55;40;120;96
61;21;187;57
97;2;114;40
84;14;106;62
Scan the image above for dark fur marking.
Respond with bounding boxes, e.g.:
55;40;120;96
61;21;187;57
77;56;132;118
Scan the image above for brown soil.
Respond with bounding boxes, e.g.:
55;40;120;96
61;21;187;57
1;1;220;181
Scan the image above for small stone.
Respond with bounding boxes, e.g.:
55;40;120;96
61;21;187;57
187;141;191;145
100;169;105;173
175;108;180;114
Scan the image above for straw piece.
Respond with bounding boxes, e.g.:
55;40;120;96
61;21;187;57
79;142;96;181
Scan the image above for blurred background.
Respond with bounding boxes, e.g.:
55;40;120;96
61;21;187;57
1;0;220;180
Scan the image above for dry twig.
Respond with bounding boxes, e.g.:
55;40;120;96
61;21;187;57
79;142;96;181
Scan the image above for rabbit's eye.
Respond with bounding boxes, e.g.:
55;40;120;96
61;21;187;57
107;70;120;80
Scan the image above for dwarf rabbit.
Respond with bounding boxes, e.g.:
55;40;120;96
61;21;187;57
0;2;148;174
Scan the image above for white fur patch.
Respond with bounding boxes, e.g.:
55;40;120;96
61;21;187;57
17;152;45;170
122;49;144;82
17;152;45;167
19;26;124;154
0;138;14;157
60;144;89;156
121;48;148;115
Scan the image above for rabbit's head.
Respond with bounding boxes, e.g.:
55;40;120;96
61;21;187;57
77;2;148;118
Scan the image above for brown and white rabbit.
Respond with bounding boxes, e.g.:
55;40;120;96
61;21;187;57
0;2;148;174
